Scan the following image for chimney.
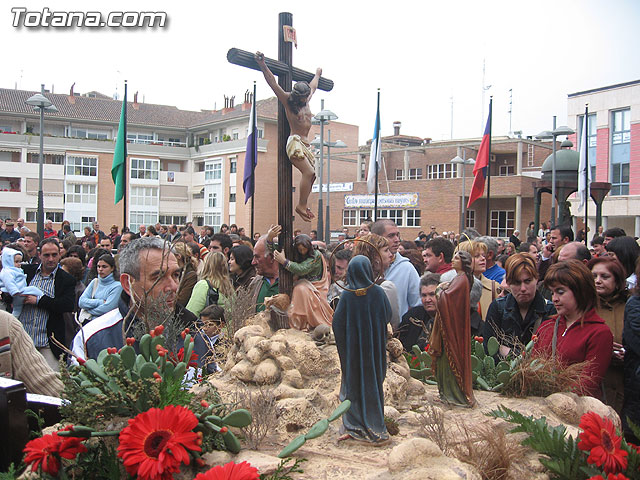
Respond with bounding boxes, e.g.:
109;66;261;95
133;91;139;110
68;82;76;104
393;121;401;136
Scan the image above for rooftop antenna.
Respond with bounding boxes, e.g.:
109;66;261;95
508;88;513;136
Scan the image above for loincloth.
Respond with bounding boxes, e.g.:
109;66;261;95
286;135;315;168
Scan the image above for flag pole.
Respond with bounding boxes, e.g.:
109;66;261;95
123;81;128;231
584;104;589;246
484;97;493;235
250;81;256;240
374;89;380;221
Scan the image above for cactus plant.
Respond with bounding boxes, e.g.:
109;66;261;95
278;400;351;458
405;345;436;384
471;335;537;392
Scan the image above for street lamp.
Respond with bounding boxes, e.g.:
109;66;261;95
312;100;337;243
25;85;57;240
311;131;346;242
450;153;475;233
536;119;574;227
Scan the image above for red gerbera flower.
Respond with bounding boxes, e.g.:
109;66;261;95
118;405;201;480
194;461;260;480
578;411;628;473
23;427;87;476
588;474;630;480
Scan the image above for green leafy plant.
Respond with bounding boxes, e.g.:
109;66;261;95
489;405;640;480
260;458;307;480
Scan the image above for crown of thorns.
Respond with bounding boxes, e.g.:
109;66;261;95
329;237;383;296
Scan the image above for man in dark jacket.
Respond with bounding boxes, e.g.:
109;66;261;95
398;272;440;352
21;238;76;368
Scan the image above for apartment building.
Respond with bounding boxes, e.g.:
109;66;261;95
567;80;640;236
0;87;359;234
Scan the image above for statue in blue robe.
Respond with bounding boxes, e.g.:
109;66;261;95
332;255;392;445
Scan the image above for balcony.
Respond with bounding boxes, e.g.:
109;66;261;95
128;139;187;147
0;177;20;192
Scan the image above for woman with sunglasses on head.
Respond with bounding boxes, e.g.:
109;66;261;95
533;260;613;399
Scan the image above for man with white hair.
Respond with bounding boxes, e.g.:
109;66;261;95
71;237;210;367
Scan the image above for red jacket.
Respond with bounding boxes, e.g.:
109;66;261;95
533;308;613;399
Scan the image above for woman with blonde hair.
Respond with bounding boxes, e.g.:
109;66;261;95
173;242;199;309
186;251;234;317
352;233;400;330
455;240;498;322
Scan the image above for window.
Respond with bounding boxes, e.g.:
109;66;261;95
359;160;366;181
127;132;154;144
395;169;405;180
360;210;373;223
232;129;239;140
229;158;237;173
612;109;630;145
131;186;158;207
27;210;64;222
499;165;515;176
611;164;630;195
406;209;421;227
427;163;457;179
258;129;264;139
66;183;96;204
205;161;222;181
130;158;159;180
204;213;221;231
130;211;158;232
343;210;357;226
66;127;108;140
466;210;475;229
611;108;630;195
27;153;64;164
158;215;187;225
69;216;95;233
66;156;97;176
490;210;514;238
409;168;422;180
208;192;218;208
379;209;403;226
193;188;204;199
229;186;236;203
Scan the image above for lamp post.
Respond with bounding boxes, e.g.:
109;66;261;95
450;153;475;233
536;120;574;227
312;131;346;242
25;85;57;240
312;101;337;243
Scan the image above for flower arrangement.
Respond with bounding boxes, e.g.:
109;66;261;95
21;326;257;479
491;405;640;480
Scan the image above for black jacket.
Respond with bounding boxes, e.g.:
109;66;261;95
622;295;640;440
481;291;555;354
398;306;434;352
23;263;76;357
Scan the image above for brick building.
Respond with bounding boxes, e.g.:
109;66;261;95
566;80;640;236
0;86;358;235
320;123;555;240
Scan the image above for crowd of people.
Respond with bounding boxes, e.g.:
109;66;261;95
0;216;639;441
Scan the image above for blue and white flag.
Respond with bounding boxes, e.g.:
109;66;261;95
243;85;258;204
578;107;591;211
367;93;381;194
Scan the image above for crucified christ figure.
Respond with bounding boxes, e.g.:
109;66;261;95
255;51;322;222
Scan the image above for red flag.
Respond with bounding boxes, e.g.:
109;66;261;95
467;112;491;208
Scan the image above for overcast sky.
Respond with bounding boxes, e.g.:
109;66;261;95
2;0;639;144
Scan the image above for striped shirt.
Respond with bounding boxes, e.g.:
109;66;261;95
20;264;58;348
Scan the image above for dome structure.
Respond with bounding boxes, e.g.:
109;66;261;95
541;140;579;182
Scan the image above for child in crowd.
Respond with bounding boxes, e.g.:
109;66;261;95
199;305;226;373
0;248;43;318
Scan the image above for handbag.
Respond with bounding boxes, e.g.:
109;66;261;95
78;279;99;325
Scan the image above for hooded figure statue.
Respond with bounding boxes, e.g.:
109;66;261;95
0;248;43;318
332;255;391;445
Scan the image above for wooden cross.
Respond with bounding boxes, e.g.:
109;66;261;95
227;12;334;296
